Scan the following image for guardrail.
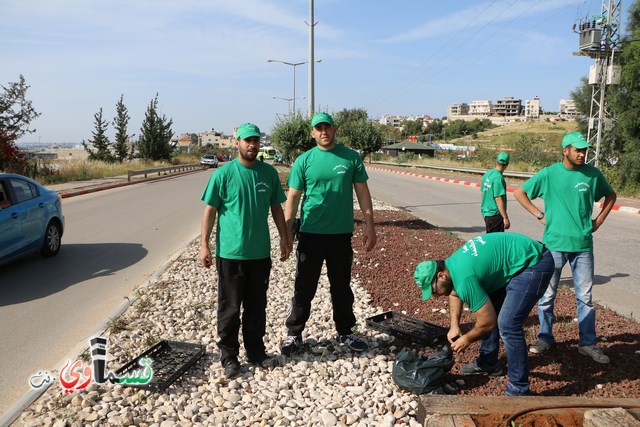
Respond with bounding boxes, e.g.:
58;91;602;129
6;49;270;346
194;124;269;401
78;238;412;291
127;163;201;182
372;161;535;179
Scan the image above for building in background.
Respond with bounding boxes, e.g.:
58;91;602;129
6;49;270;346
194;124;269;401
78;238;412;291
448;103;470;117
524;96;541;120
494;97;523;117
559;99;577;118
469;100;494;116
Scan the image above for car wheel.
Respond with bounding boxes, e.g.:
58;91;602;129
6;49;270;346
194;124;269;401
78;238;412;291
41;220;62;257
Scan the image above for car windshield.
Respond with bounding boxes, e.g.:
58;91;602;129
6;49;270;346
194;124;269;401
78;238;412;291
203;155;216;159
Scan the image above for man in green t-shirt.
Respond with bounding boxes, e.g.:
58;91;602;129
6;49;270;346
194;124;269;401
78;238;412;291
514;132;616;364
281;112;377;356
199;122;291;378
414;233;554;396
480;152;510;233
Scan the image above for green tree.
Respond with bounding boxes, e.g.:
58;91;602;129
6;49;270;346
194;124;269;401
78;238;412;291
0;74;41;139
609;0;640;188
401;119;424;138
339;119;384;160
137;94;174;161
570;76;591;135
332;108;368;128
112;95;131;162
82;108;114;162
270;111;314;160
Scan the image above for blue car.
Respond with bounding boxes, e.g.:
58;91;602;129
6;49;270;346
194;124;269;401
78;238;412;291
0;173;65;266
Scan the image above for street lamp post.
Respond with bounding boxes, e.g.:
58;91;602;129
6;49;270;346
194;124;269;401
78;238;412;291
268;59;321;114
273;96;306;115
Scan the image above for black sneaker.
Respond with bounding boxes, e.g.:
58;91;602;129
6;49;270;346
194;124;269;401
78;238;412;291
337;333;368;352
222;358;241;378
281;335;302;356
247;353;277;369
459;361;502;376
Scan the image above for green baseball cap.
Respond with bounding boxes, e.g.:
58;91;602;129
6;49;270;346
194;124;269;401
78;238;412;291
497;152;510;165
237;123;261;140
562;132;590;149
414;261;437;301
311;112;334;127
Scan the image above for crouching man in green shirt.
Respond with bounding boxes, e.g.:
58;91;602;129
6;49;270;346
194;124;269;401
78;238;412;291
414;233;554;396
199;123;291;378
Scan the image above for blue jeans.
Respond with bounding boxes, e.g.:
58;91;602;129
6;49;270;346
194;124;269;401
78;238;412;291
537;251;596;347
498;250;554;396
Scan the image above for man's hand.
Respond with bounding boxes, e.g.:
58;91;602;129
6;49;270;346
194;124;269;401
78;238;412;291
447;326;461;344
199;246;213;269
451;334;472;353
363;227;377;252
503;218;511;230
279;235;292;261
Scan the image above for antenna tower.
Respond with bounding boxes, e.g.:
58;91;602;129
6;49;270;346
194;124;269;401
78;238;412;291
573;0;622;167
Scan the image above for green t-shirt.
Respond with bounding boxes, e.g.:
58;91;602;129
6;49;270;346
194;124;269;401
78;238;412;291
521;162;613;252
445;233;543;312
200;159;286;260
287;144;368;234
480;168;506;217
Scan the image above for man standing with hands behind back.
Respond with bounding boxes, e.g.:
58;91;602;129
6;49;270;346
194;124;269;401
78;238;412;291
480;151;510;233
281;111;377;356
514;131;616;364
199;122;291;378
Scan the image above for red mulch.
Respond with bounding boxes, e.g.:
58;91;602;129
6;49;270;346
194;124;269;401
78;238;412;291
352;209;640;402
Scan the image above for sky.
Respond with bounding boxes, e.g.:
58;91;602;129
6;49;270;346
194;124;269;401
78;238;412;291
1;0;624;143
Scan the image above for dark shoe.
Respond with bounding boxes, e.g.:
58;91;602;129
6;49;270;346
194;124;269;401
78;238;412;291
528;338;552;354
247;353;277;369
281;335;302;356
578;344;610;364
222;358;241;378
459;361;502;376
337;333;368;352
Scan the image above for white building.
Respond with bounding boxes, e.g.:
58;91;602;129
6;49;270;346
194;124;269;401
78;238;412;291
524;96;541;120
469;100;494;115
559;99;577;117
448;103;469;117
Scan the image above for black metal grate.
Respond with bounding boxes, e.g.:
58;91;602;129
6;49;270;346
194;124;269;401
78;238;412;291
115;340;205;392
366;311;448;345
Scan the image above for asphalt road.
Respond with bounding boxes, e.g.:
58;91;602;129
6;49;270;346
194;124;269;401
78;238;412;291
0;170;213;416
365;168;640;321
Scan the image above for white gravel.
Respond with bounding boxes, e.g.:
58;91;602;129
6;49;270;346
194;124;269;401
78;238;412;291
18;200;431;427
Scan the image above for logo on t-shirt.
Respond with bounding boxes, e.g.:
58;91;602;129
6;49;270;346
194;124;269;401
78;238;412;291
333;164;349;175
575;182;590;192
460;235;487;257
255;182;270;193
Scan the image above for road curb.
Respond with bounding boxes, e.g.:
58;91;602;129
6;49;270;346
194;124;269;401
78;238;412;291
368;166;640;216
57;168;205;199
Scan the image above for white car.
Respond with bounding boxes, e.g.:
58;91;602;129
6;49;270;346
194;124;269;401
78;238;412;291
200;154;219;168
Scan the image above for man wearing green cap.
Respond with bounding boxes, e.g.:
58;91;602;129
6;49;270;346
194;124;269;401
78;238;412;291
480;151;511;233
514;131;616;364
199;122;291;378
280;111;377;355
414;232;554;396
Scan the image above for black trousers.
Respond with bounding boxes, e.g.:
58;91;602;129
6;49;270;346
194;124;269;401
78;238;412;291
484;213;505;233
285;232;355;336
216;256;271;364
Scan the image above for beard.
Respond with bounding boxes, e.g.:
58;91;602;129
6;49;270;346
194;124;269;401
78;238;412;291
239;148;258;162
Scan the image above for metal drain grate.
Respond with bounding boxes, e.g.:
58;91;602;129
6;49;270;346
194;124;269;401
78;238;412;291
115;340;205;392
366;311;448;345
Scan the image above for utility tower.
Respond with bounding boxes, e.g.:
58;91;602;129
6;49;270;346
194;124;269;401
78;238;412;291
573;0;622;167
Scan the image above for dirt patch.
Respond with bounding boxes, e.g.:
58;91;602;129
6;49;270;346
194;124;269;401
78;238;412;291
352;209;640;399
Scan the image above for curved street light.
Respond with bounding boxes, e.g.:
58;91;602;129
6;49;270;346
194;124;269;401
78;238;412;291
272;96;306;114
267;59;321;113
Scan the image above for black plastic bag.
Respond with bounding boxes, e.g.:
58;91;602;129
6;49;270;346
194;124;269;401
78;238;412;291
392;346;455;395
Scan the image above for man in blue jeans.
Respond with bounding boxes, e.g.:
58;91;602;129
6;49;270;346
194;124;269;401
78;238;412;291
414;233;554;396
514;132;616;364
